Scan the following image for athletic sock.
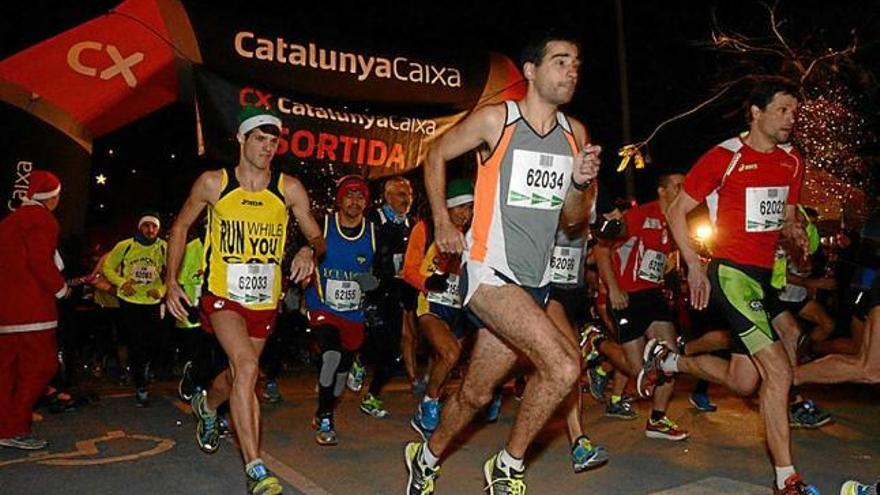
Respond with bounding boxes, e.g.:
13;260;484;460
660;353;679;373
420;442;439;468
775;465;796;489
595;367;607;377
499;448;524;471
611;394;622;404
650;410;666;422
694;379;709;395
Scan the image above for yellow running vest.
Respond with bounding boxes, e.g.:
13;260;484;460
204;168;288;310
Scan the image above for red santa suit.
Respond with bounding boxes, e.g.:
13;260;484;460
0;171;66;441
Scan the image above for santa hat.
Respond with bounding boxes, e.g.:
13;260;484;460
336;175;370;205
446;179;474;208
27;170;61;201
237;106;282;135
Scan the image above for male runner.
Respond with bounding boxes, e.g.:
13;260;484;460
596;172;689;441
305;175;377;445
165;106;322;495
405;30;599;494
646;78;820;494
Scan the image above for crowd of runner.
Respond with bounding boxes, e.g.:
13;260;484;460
2;29;878;495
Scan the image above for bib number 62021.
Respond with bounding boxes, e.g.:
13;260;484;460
759;200;785;216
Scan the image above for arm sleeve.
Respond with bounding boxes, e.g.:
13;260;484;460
102;240;129;287
23;214;66;295
402;221;428;292
682;148;727;203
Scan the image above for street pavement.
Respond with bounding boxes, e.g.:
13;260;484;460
1;374;877;494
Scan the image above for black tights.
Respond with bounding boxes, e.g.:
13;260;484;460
314;325;355;417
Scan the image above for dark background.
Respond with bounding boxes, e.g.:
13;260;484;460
2;0;878;252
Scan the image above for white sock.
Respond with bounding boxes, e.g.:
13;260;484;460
420;443;439;468
423;395;438;403
660;352;680;373
499;448;524;471
775;465;796;489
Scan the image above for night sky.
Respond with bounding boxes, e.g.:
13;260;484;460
2;0;878;251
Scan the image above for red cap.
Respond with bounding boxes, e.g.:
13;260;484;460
336;175;370;205
27;170;61;201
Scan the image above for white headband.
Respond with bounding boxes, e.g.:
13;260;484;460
238;114;282;135
139;215;161;229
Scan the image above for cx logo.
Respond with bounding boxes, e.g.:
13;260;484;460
66;41;144;88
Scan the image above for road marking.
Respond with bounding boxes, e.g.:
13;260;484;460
262;450;334;495
0;430;175;468
649;476;769;494
164;395;334;495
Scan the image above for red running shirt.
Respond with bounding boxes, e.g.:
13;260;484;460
612;201;676;293
683;136;804;269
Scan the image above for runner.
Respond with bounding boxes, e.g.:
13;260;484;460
103;212;167;407
164;106;323;495
404;179;474;440
304;174;377;445
647;78;821;494
595;171;689;441
545;225;610;470
405;29;600;494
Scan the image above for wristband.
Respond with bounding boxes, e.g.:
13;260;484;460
571;175;593;191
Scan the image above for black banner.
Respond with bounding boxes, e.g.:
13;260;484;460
194;66;465;177
0;102;91;236
180;2;491;117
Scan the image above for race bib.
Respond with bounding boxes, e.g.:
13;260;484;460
637;249;667;284
506;149;572;210
426;274;462;308
227;263;275;306
550;246;582;284
325;279;362;312
745;186;789;232
132;264;158;284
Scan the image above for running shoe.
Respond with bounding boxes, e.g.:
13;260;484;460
483;452;526;495
191;389;220;453
579;323;605;366
411;398;441;440
178;360;196;402
260;379;282;403
645;416;690;441
360;393;390;418
689;391;718;412
347;360;366;392
246;462;283;495
571;435;609;473
0;435;48;450
586;366;608;401
840;480;878;495
774;473;821;495
637;338;671;398
135;388;150;408
485;393;503;423
789;400;832;429
605;398;638;420
313;415;338;446
404;442;439;495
